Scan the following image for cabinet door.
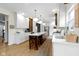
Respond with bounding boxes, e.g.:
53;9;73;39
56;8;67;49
29;18;33;32
26;18;29;28
33;21;36;32
75;4;79;27
16;14;28;28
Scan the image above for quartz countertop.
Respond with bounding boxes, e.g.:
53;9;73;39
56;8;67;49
29;32;46;36
52;34;79;45
52;39;79;45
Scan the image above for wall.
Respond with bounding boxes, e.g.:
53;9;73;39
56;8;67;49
16;14;29;28
0;7;16;45
8;12;16;45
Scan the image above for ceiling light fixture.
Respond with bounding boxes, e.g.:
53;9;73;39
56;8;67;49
34;9;37;17
37;21;43;24
33;18;39;22
52;8;59;14
43;23;46;25
21;12;24;15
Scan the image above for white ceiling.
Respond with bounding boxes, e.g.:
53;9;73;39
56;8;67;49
0;3;64;24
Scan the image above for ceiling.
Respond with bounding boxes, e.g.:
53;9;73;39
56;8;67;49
0;3;65;24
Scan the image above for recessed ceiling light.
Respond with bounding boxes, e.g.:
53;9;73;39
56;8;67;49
52;8;59;13
33;18;39;22
26;18;28;19
51;22;55;25
18;12;24;15
37;21;43;24
17;14;24;20
21;13;24;15
43;23;46;25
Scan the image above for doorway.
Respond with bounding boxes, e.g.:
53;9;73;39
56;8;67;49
0;13;8;45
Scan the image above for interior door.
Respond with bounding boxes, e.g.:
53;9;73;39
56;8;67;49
5;15;8;43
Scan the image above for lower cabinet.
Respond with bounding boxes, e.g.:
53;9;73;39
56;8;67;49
29;34;46;50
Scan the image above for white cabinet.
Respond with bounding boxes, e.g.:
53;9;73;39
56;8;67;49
16;14;29;28
59;4;65;27
26;18;29;28
33;21;37;32
15;32;29;44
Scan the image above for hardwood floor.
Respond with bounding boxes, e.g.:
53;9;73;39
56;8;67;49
0;39;52;56
0;37;5;47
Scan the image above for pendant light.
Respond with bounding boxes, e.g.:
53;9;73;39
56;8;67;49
33;9;39;22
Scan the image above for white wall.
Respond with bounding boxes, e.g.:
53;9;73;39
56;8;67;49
16;14;29;28
0;7;16;45
66;3;79;36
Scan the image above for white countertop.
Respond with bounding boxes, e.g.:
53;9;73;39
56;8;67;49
52;34;79;45
29;32;46;36
52;39;79;45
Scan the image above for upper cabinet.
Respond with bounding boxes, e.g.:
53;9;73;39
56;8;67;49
29;17;33;32
75;4;79;27
16;14;29;28
59;4;65;27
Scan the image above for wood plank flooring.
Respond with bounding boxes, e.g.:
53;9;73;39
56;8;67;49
0;38;52;56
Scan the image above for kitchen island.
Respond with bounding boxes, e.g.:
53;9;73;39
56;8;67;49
29;32;47;50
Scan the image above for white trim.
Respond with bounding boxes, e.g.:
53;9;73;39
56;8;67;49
67;4;75;15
